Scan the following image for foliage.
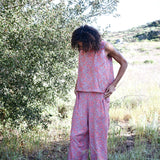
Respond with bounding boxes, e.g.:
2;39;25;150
0;0;119;128
134;30;160;41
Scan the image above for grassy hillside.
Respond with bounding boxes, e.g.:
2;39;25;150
105;19;160;43
104;21;160;159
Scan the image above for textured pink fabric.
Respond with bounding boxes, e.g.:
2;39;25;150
68;92;110;160
76;40;114;93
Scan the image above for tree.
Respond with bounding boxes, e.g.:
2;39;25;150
0;0;119;129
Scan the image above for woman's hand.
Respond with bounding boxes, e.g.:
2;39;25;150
104;84;116;98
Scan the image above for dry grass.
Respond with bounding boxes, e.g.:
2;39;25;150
110;41;160;131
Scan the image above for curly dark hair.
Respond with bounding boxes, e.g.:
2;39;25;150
71;25;101;52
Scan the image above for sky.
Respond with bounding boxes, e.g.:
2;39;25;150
92;0;160;32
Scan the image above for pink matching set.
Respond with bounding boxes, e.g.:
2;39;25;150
67;41;114;160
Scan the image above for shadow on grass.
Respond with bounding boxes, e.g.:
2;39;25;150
29;131;160;160
28;140;70;160
108;133;160;160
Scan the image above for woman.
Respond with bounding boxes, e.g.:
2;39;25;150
67;25;128;160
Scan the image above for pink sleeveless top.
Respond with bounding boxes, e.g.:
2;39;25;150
76;40;114;93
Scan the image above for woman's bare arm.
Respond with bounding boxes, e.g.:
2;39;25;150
104;42;128;98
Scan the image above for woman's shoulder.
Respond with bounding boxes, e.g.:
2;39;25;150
100;40;108;50
101;40;114;50
101;39;111;45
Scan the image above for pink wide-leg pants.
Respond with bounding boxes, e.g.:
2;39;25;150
67;92;110;160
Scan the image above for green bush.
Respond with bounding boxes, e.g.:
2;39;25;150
0;0;118;129
144;60;154;64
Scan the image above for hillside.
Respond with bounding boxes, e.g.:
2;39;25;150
105;20;160;43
